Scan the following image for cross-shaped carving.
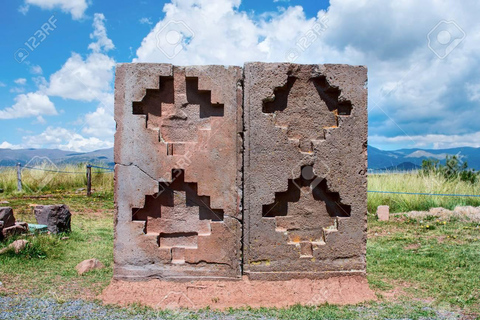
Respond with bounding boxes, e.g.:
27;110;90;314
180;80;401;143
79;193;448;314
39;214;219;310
262;166;350;258
132;68;224;154
262;72;352;153
132;169;224;264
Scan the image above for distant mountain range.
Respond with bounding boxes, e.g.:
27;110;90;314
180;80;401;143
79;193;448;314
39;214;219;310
368;145;480;171
1;145;479;171
0;148;114;167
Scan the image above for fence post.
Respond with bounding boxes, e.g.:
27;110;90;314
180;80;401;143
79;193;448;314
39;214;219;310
16;163;22;192
86;165;92;196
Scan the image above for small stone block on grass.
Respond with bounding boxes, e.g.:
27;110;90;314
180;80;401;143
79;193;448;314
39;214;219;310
2;222;28;239
377;205;390;221
75;259;105;275
0;207;15;229
34;205;71;234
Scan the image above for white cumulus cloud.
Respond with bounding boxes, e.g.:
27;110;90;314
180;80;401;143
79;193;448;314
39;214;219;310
133;0;480;150
21;127;113;152
14;78;27;85
47;13;115;101
0;141;20;149
0;92;57;119
30;65;43;75
81;93;115;139
88;13;115;53
47;52;115;101
22;0;88;20
370;131;480;150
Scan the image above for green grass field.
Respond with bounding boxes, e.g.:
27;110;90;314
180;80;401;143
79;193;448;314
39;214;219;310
0;171;479;318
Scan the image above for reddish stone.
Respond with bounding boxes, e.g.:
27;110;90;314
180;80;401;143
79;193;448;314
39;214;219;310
113;63;368;283
75;259;105;275
377;205;390;221
2;222;28;239
114;64;243;280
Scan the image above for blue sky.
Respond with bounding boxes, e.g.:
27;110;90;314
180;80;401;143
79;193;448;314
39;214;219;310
0;0;479;152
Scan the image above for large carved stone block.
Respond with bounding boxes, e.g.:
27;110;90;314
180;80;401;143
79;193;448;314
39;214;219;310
114;62;368;283
114;64;243;280
243;63;368;280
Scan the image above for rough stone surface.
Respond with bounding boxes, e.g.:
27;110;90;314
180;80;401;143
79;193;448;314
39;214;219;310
394;206;480;222
2;222;28;239
34;204;71;234
244;63;368;280
377;205;390;221
11;239;28;253
0;207;15;229
75;259;105;275
114;62;368;284
114;64;243;280
0;240;30;254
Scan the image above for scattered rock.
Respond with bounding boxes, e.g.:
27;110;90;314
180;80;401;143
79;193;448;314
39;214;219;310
2;222;28;239
34;205;71;234
0;201;8;204
0;239;29;254
75;259;105;275
11;240;29;253
0;281;3;287
396;206;480;223
0;207;15;229
76;188;85;192
377;205;389;221
60;236;69;241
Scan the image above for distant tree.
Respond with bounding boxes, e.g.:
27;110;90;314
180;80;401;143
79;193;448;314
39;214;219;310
421;159;440;176
421;155;478;184
443;155;467;180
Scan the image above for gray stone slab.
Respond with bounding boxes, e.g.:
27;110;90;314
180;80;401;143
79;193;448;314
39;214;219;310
243;63;368;280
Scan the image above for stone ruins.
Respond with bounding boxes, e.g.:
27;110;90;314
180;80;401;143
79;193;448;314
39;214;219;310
114;63;367;281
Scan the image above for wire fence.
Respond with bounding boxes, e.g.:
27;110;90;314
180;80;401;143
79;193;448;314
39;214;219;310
1;164;478;198
368;190;480;197
0;164;114;173
0;163;114;195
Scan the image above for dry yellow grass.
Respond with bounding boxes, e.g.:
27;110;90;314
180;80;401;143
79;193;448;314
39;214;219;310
368;172;480;213
0;164;113;194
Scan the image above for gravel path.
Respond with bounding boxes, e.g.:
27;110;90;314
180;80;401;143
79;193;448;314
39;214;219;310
0;296;275;320
0;296;465;320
